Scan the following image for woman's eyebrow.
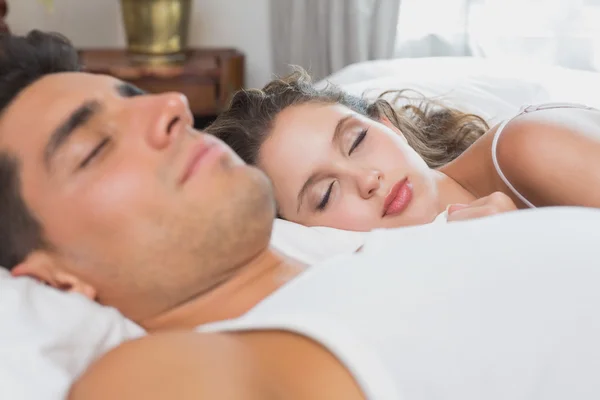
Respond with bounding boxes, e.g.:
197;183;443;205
297;174;318;213
297;115;353;213
332;115;354;144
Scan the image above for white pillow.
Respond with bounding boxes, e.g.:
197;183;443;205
324;57;600;109
269;56;600;265
0;269;144;399
272;211;449;265
271;219;366;265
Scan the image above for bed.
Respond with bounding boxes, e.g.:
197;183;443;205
2;56;600;399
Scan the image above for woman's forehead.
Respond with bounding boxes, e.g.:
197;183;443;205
276;102;354;125
261;104;337;166
259;103;354;208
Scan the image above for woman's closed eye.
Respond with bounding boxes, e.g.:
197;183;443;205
348;128;367;155
316;181;335;211
313;129;367;211
79;137;111;169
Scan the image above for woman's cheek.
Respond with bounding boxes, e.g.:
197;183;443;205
328;196;379;231
375;140;408;168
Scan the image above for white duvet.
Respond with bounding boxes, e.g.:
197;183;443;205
2;56;600;399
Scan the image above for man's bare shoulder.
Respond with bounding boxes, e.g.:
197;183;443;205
68;330;270;400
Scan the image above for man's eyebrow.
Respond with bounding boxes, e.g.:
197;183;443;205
116;82;146;97
44;100;101;170
296;115;354;213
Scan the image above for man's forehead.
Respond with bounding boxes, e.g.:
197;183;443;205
14;72;117;109
0;72;118;148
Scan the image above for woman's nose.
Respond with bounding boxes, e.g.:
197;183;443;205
357;169;383;199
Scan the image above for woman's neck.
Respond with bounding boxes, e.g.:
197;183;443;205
437;126;503;201
432;169;478;212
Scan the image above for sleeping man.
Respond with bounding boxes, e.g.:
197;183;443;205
2;31;600;400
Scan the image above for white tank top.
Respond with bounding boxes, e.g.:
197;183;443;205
199;207;600;400
491;102;597;207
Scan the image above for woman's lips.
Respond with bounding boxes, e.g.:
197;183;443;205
382;178;413;217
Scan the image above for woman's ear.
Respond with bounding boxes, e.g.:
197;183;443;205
379;115;407;142
11;251;97;300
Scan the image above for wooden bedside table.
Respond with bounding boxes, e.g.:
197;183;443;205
0;0;9;33
79;48;244;128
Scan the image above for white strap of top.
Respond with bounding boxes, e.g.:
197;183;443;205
491;102;597;208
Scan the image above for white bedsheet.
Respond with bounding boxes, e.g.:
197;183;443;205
0;269;144;399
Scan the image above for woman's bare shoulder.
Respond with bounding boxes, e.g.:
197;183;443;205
494;107;600;170
442;106;600;205
490;106;600;206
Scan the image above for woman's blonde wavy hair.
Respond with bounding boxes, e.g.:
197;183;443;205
207;67;489;169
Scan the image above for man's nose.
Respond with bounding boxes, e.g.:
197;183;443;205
123;92;194;151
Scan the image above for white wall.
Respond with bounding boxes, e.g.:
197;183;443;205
6;0;273;88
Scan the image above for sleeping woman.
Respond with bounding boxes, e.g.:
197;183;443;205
206;68;600;231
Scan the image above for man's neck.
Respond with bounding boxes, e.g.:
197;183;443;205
141;247;305;331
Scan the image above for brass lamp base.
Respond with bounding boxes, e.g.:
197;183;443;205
128;51;187;66
120;0;192;65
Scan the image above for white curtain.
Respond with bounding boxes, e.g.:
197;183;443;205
395;0;472;57
270;0;401;80
396;0;600;71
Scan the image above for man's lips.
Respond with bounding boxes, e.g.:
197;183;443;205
382;178;413;217
178;140;220;185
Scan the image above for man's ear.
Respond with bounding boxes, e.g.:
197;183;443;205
380;115;407;142
11;251;97;300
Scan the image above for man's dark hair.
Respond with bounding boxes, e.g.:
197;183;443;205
0;30;80;270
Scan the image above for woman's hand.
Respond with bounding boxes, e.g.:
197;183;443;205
446;192;517;222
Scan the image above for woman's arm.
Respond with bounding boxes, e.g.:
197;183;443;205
493;108;600;207
68;331;266;400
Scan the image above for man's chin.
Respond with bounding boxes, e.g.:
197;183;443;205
221;164;276;222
